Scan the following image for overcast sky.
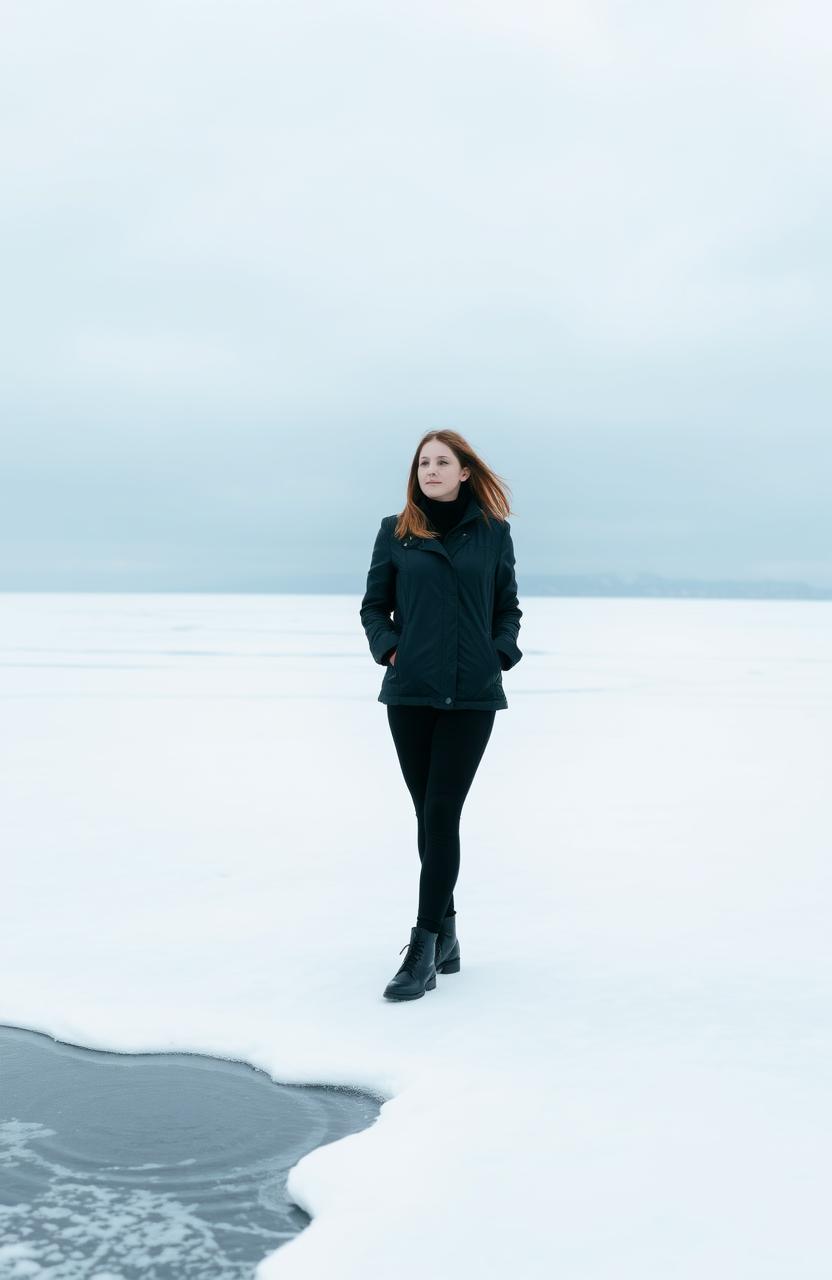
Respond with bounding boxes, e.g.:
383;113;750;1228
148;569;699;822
1;0;830;591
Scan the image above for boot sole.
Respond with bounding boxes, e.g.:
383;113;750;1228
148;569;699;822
437;956;461;974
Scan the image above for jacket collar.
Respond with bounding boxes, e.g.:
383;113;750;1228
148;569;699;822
399;492;484;559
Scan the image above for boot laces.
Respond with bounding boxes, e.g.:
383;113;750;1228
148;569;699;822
398;934;425;975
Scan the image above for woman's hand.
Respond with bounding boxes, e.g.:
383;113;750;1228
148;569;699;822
389;649;397;666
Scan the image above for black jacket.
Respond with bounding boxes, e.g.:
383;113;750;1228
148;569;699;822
359;491;523;710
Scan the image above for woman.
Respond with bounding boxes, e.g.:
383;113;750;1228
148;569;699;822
360;430;523;1001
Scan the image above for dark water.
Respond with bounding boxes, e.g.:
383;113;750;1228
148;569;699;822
0;1025;381;1278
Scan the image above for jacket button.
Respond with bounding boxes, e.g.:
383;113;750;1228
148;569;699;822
444;697;452;704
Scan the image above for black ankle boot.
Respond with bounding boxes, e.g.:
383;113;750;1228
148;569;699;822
435;914;461;974
383;925;439;1001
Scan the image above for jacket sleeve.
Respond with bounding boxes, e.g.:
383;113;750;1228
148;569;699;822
360;518;402;665
492;520;523;671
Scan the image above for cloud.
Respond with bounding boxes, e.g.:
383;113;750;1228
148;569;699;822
0;0;829;586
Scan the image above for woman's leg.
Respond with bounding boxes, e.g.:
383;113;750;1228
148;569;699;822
415;709;496;933
387;706;460;912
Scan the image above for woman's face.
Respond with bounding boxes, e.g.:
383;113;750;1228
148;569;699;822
416;440;471;501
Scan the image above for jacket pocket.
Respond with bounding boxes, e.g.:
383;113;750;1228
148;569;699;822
391;628;405;673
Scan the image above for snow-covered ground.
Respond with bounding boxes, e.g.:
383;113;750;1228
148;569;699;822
1;592;829;1278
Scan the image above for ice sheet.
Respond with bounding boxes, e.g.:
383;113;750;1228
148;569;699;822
1;593;830;1277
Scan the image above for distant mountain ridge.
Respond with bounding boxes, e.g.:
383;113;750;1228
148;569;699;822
518;572;832;600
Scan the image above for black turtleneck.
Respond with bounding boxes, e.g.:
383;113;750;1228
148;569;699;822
417;482;471;539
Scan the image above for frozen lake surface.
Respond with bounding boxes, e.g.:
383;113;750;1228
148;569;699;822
0;592;830;1278
0;1024;379;1278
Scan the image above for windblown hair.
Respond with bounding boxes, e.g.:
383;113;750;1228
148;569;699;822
393;430;515;541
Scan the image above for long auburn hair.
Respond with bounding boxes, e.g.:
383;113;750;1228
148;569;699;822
393;430;515;541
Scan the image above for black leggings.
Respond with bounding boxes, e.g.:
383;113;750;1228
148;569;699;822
386;705;496;934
